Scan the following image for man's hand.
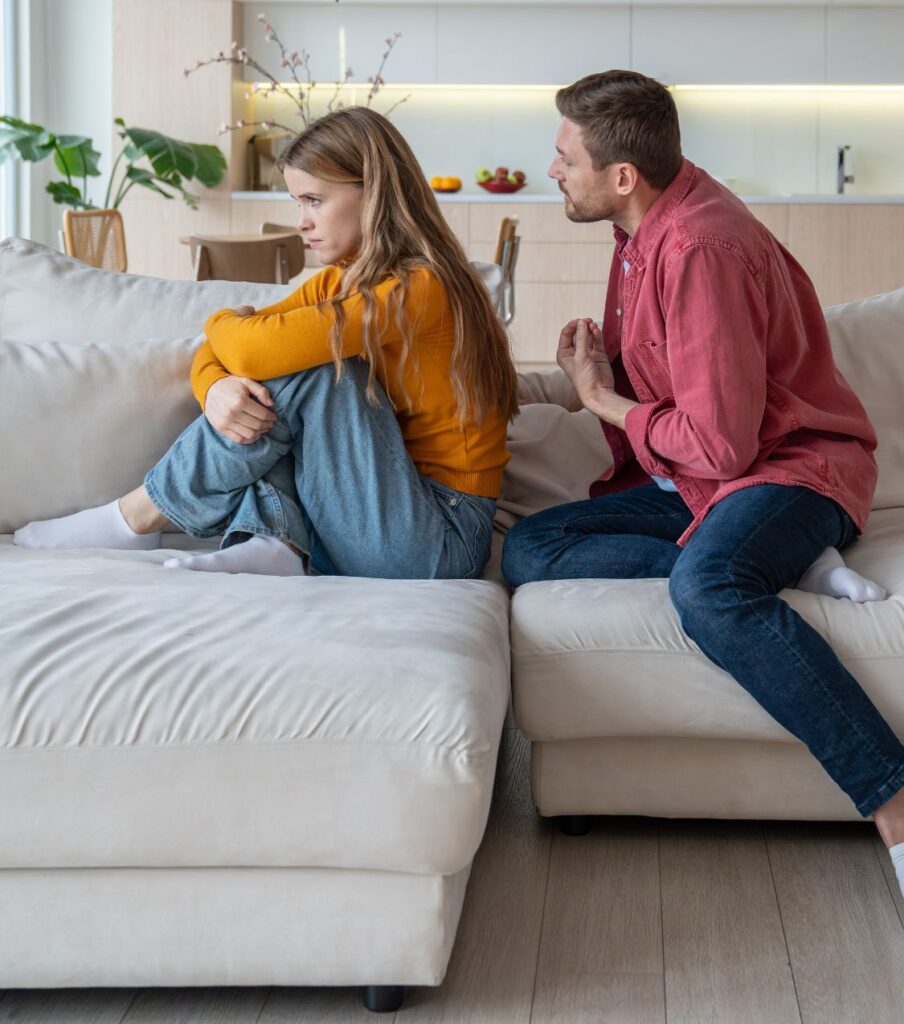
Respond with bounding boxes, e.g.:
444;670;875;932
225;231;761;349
204;375;277;444
557;318;615;400
556;318;637;428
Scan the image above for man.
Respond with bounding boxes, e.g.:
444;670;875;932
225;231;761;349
501;70;904;896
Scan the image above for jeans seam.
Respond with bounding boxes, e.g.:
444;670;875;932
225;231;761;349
559;511;689;540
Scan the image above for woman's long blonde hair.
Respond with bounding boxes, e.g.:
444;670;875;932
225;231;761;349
277;107;518;426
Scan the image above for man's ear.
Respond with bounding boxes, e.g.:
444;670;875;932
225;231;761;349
614;163;641;195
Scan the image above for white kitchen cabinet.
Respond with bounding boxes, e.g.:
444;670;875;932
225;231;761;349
435;5;630;85
632;6;825;84
241;3;440;84
826;8;904;84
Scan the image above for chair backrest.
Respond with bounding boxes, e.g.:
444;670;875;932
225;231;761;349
62;209;128;272
494;216;520;326
189;233;305;284
260;221;300;235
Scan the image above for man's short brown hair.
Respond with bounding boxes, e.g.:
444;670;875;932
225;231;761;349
556;71;682;191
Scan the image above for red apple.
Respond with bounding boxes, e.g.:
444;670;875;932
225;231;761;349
494;166;509;180
513;170;526;184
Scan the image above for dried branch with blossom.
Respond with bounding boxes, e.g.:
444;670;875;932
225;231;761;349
184;15;410;138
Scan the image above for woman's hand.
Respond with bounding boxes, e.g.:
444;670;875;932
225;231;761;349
204;375;277;445
556;318;615;407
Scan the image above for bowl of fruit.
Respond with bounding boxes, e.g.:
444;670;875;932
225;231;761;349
476;166;526;194
430;175;462;194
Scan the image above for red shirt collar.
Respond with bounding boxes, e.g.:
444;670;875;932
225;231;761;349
613;157;697;264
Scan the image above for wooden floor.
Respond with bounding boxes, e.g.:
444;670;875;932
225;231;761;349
3;728;903;1024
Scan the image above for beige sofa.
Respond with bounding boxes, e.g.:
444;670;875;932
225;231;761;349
0;238;511;1013
509;285;904;828
3;235;901;1008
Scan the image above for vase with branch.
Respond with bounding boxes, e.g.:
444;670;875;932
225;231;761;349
185;14;409;145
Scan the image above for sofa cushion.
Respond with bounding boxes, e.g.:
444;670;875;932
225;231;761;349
0;237;287;344
0;237;503;345
497;400;612;533
0;537;510;875
512;507;904;745
0;338;201;533
824;286;904;510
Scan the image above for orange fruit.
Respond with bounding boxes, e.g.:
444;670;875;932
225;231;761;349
429;176;443;189
442;176;462;191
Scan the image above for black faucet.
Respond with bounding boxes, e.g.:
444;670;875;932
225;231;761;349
837;145;854;195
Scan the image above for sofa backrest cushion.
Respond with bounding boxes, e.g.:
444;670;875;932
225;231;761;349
0;337;201;533
825;287;904;511
0;237;503;345
0;237;288;344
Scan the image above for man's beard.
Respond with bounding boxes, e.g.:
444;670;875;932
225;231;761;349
563;191;612;223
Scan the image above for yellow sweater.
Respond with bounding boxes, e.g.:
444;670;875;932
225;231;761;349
191;265;509;497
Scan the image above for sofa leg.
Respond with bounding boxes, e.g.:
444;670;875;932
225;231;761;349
557;814;591;836
363;985;404;1013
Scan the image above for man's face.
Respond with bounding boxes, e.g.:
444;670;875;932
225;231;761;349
548;117;619;223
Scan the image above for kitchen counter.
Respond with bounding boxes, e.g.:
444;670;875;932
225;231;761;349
231;191;904;205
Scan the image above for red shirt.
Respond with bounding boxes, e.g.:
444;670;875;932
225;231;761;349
591;158;878;546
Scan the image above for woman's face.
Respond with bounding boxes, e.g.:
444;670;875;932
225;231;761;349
284;166;363;266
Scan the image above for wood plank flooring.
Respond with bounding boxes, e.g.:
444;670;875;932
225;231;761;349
2;729;902;1023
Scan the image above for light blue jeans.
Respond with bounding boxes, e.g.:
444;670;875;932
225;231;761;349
144;359;496;579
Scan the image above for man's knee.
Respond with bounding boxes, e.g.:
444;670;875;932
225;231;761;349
668;557;729;635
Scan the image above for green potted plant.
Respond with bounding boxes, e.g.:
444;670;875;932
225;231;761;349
0;115;227;210
0;115;227;267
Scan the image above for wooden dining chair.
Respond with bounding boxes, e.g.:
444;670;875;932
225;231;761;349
260;221;301;236
189;233;305;284
493;216;520;326
62;209;128;272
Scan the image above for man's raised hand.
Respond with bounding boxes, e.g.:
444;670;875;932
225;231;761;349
556;318;615;409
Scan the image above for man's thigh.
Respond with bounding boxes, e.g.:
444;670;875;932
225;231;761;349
502;483;693;584
675;483;857;594
540;483;693;541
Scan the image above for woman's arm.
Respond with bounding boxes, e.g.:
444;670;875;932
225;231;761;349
204;269;443;381
189;327;277;445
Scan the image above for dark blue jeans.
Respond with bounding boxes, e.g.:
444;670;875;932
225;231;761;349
502;483;904;817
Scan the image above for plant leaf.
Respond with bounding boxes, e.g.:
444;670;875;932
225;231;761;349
123;165;175;200
0;115;56;164
122;126;198;179
53;135;103;178
45;180;93;209
120;125;226;190
187;142;228;188
120;165;200;210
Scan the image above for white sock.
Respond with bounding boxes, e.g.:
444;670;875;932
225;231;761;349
163;535;306;577
890;842;904;899
13;500;161;551
797;547;887;603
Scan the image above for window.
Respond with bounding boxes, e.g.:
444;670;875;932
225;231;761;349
0;0;18;239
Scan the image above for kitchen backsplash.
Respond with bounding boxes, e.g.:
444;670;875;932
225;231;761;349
246;84;904;197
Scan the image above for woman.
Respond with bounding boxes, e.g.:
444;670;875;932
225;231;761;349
15;107;519;580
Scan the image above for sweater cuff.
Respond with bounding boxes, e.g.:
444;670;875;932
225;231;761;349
623;399;675;479
192;364;230;410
